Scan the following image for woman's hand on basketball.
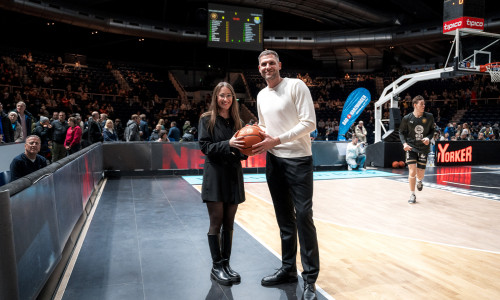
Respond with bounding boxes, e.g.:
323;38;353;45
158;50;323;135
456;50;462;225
252;131;280;155
229;135;245;149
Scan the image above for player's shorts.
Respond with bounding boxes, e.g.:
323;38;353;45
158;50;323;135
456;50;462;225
406;151;427;169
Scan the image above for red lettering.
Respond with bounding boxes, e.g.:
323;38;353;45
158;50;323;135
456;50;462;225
189;148;205;169
437;143;473;164
466;146;472;162
438;143;449;163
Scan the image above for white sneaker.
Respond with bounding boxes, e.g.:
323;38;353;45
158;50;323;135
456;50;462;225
348;166;352;171
359;168;366;171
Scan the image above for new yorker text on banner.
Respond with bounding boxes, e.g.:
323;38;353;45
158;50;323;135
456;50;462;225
338;87;371;141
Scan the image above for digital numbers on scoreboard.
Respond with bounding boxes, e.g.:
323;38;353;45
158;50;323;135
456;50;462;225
208;3;263;51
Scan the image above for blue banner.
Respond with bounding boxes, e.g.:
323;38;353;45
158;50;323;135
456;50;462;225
338;87;371;141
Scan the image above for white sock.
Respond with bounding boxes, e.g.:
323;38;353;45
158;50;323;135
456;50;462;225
411;191;415;195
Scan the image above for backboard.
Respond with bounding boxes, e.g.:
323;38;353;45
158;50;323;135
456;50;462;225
446;29;500;75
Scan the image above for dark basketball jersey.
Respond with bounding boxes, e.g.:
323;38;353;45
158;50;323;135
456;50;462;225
398;112;435;154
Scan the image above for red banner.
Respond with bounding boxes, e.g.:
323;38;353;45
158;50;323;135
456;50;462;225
443;16;484;34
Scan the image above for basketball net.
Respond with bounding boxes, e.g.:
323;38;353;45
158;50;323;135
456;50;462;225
480;62;500;82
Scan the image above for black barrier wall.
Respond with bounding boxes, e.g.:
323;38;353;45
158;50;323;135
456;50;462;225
0;141;347;300
0;143;103;300
103;141;349;172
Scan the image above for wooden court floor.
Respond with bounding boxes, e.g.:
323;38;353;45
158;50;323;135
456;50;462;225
205;173;500;299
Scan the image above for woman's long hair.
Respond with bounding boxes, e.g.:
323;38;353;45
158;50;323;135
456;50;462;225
200;82;242;134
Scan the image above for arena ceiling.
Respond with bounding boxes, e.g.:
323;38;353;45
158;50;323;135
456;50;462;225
1;0;500;69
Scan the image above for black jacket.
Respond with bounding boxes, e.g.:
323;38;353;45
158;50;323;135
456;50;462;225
33;122;51;154
88;119;103;144
198;114;246;204
51;119;69;144
0;111;14;143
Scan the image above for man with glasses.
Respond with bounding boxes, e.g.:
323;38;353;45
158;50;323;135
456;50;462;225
9;135;48;182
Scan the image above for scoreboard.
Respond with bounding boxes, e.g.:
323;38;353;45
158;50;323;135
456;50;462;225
207;3;263;51
443;0;485;34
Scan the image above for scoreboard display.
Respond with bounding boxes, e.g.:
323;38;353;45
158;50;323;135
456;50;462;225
207;3;263;51
443;0;485;34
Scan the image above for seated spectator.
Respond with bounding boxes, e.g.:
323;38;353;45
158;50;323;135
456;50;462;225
346;135;366;171
156;130;168;142
10;135;48;182
64;116;82;154
103;119;118;142
149;124;162;141
167;121;181;142
180;127;197;142
440;132;450;141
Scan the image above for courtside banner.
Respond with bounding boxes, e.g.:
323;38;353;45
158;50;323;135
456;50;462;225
338;87;371;141
435;140;500;166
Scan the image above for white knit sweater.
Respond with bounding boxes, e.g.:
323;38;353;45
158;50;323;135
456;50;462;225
257;78;316;158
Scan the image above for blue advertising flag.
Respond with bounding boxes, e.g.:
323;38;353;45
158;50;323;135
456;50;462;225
338;88;371;141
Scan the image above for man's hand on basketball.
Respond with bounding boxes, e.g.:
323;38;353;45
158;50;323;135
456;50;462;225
229;134;245;150
422;137;430;145
252;131;280;155
403;143;412;151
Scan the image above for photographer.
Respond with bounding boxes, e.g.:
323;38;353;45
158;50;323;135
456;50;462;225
346;135;366;171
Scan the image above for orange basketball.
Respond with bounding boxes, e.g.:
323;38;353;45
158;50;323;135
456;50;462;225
235;125;264;156
399;161;405;168
392;161;399;168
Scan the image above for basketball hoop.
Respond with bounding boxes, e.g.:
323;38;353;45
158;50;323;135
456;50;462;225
480;62;500;82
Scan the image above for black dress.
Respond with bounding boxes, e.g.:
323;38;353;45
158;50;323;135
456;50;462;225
198;115;246;204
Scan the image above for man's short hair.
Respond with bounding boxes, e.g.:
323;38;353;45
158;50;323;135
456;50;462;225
25;135;41;142
412;95;424;106
258;50;279;63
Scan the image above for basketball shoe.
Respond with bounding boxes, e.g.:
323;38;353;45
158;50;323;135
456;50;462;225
417;180;423;191
408;194;416;204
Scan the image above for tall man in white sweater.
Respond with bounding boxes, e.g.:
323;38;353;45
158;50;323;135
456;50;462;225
253;50;320;300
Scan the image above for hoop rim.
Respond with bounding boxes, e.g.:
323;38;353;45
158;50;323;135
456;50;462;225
480;62;500;72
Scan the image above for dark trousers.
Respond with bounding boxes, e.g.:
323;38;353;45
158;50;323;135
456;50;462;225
51;142;67;162
266;152;320;284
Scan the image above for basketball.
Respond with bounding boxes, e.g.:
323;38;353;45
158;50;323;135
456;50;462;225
399;161;405;168
235;125;264;156
392;161;399;168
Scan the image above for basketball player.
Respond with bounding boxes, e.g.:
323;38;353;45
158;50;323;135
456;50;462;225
399;95;435;204
253;50;319;300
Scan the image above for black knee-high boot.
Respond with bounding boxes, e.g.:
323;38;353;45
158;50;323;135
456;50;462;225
221;230;241;283
207;233;232;286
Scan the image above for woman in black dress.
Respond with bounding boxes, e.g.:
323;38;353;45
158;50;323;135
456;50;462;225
198;82;246;286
